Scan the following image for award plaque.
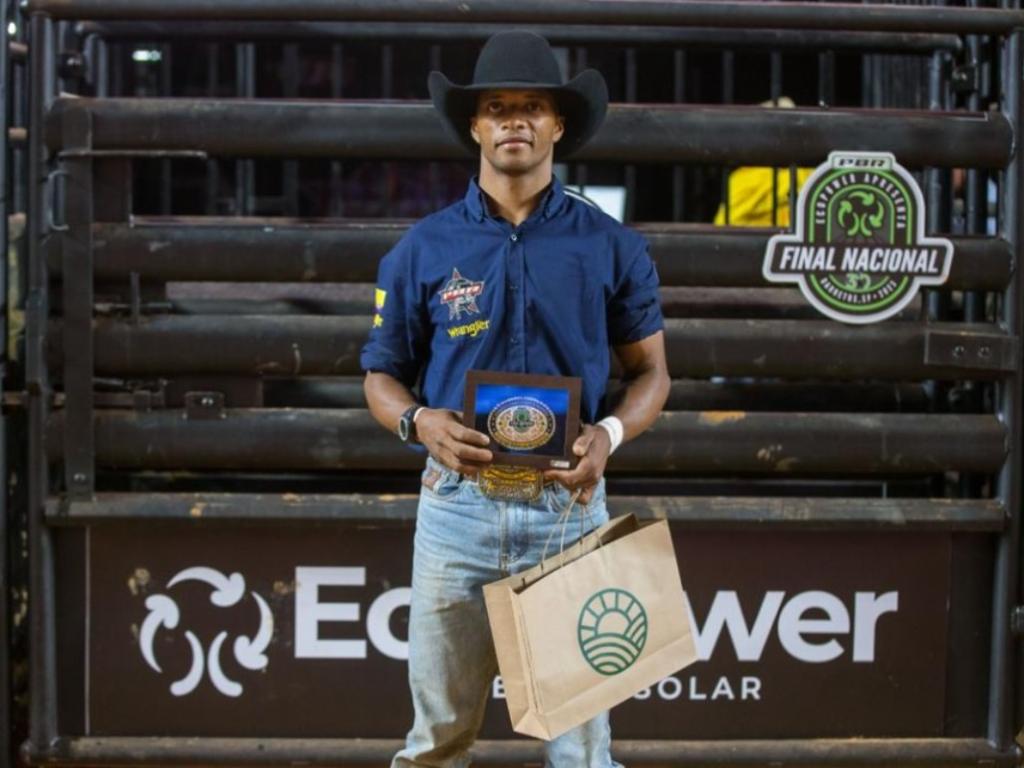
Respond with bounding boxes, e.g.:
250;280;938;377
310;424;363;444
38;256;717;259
463;370;582;471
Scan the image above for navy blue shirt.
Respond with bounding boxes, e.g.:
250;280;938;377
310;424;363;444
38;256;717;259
360;176;663;423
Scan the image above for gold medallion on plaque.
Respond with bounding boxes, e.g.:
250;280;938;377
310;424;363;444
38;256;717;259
488;397;557;452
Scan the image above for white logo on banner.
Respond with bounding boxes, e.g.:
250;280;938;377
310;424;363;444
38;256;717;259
138;566;274;698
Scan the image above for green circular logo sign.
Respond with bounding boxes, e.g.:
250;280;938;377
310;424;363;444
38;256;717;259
763;151;954;324
577;588;648;676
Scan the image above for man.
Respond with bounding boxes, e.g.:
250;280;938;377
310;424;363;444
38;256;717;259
361;30;669;768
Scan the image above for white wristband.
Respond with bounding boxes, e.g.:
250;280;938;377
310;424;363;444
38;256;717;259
596;416;624;454
412;406;427;422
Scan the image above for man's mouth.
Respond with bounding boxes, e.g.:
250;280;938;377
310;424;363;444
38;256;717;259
497;137;532;148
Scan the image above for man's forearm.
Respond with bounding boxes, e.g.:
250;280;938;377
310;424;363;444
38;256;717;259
364;371;419;435
609;364;670;443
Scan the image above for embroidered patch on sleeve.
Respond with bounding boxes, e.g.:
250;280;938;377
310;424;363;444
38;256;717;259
373;288;387;328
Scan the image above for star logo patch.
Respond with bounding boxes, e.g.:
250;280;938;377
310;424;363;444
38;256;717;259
438;268;485;320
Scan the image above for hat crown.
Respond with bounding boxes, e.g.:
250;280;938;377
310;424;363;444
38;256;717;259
472;31;563;87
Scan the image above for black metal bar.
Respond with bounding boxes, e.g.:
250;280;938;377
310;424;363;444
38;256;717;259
329;42;343;217
94;36;107;97
0;1;10;765
44;315;1016;381
44;492;1007;531
77;219;1013;291
282;43;299;217
818;49;835;107
12;14;27;226
76;21;965;52
380;42;393;215
44;408;1007;475
721;50;733;225
204;42;219;214
109;40;122;96
624;46;636;222
958;22;988;500
927;50;953;322
24;0;1024;34
44;97;1015;168
158;42;171;214
861;52;873;109
770;52;781;227
22;736;1021;767
672;48;685;222
60;108;95;499
233;43;254;215
26;8;57;754
988;25;1022;752
428;44;441;211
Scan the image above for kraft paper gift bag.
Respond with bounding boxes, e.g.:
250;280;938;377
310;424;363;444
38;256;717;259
483;512;697;741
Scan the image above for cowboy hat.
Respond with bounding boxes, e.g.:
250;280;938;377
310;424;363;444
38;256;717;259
428;30;609;161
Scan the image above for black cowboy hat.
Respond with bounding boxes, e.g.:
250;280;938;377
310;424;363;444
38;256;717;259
428;30;609;161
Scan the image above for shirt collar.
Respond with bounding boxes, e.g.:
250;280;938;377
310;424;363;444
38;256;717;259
464;175;567;224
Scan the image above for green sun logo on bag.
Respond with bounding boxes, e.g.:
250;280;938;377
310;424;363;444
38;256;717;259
577;589;648;676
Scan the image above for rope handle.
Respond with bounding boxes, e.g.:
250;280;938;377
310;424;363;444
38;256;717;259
539;486;602;573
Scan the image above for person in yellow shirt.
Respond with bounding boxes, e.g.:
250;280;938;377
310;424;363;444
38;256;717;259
713;97;813;227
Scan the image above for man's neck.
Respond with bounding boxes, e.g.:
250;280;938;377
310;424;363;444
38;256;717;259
477;165;552;226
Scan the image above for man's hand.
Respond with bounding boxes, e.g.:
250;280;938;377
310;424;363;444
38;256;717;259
543;424;611;504
416;408;493;475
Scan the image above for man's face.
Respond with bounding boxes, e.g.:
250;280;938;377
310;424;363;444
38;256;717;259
470;89;565;176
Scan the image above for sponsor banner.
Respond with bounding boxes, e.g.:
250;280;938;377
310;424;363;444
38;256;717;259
84;525;949;738
763;151;954;324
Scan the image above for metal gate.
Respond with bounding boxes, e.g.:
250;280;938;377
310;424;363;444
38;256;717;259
5;1;1024;766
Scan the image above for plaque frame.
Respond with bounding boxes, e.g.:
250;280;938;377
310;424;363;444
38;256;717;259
463;370;582;470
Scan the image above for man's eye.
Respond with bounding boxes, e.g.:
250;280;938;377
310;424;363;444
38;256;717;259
487;102;502;113
527;102;540;112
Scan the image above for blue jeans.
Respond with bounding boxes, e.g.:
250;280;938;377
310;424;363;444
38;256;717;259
392;457;624;768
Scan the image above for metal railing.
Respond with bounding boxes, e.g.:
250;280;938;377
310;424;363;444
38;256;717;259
9;1;1024;766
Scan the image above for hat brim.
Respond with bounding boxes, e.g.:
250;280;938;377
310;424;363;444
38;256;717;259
428;69;608;162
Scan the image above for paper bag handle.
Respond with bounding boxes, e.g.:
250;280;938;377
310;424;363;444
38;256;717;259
539;488;603;573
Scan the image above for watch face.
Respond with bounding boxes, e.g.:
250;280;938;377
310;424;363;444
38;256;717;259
398;416;410;442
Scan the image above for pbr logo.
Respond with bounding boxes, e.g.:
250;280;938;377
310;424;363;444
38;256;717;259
439;268;485;320
763;151;954;324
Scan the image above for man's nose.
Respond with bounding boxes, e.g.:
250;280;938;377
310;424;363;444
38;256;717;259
501;106;529;126
508;109;528;127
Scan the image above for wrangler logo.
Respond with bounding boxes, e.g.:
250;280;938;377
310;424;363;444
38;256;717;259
447;319;490;339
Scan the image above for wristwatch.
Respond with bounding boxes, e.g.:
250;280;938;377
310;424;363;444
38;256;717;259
397;404;422;443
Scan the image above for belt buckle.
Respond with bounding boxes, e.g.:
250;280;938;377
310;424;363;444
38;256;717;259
479;464;544;503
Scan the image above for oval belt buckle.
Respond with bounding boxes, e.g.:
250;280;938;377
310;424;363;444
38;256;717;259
479;464;544;503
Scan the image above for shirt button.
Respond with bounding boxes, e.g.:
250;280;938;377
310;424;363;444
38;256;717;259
510;233;519;242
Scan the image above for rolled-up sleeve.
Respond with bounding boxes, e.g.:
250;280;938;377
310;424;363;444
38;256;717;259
359;236;426;388
607;235;664;345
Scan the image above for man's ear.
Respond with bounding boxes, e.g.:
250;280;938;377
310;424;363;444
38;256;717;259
470;116;481;145
553;115;565;144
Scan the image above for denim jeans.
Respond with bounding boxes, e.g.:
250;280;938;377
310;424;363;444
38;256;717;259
392;457;624;768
